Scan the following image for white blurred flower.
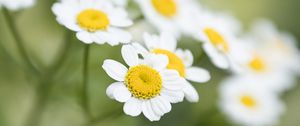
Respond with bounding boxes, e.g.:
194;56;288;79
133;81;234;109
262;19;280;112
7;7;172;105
232;40;294;92
0;0;35;10
52;0;133;45
134;0;200;38
230;23;299;93
102;44;185;121
193;10;241;70
219;76;285;126
141;32;211;102
251;19;300;77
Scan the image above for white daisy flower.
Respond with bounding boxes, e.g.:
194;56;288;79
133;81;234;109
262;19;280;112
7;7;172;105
141;32;211;102
219;76;285;126
231;33;297;93
193;10;241;70
102;44;185;121
251;19;300;76
134;0;200;38
0;0;35;10
231;37;280;75
52;0;133;45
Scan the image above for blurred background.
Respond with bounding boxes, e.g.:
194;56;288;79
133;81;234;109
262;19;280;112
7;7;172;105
0;0;299;126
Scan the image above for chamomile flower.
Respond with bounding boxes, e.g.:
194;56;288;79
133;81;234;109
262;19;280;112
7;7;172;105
251;19;300;76
142;32;211;102
231;34;296;93
219;76;285;126
0;0;35;10
52;0;133;45
134;0;200;38
102;44;185;121
193;11;241;70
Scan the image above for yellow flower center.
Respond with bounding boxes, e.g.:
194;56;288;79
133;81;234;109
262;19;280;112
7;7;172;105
152;49;186;77
151;0;177;17
204;28;229;53
248;55;266;72
240;95;256;108
125;65;162;99
77;9;110;32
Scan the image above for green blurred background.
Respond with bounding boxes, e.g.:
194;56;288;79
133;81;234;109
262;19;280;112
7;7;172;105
0;0;299;126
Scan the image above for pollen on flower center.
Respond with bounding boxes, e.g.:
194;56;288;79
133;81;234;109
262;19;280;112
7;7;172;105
240;95;257;108
77;9;110;32
125;65;162;99
204;28;229;53
152;49;186;77
248;55;266;72
151;0;177;17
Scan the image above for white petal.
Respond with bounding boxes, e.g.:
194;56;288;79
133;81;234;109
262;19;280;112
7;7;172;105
160;70;180;81
109;8;133;27
131;42;149;56
159;32;177;52
123;97;142;116
106;82;123;99
212;55;230;69
76;31;93;44
64;21;82;32
144;54;168;71
203;44;229;69
102;60;128;81
106;27;132;46
160;89;184;103
175;49;194;67
93;32;109;45
109;28;132;42
162;71;184;90
52;2;81;31
144;32;160;50
142;101;161;121
150;96;171;116
113;84;131;102
182;81;199;102
122;45;139;66
163;79;183;90
185;67;211;83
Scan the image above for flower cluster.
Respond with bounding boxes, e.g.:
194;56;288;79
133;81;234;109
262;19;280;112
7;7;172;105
4;0;299;124
49;0;300;123
102;33;211;121
219;20;300;126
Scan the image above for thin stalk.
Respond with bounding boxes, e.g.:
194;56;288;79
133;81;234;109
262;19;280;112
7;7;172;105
2;7;40;75
25;75;53;126
24;31;73;126
82;44;91;118
196;45;204;64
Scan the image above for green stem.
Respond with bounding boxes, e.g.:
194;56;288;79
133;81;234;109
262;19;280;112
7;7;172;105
2;7;40;75
24;31;73;126
196;46;204;64
82;44;91;118
25;75;53;126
